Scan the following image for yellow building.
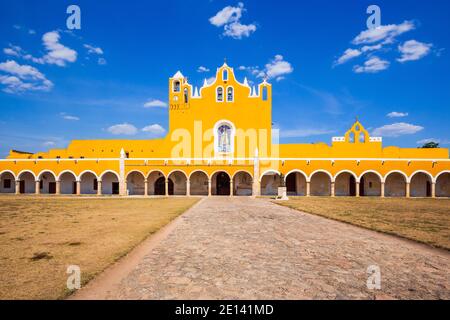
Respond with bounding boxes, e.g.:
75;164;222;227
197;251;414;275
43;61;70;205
1;63;449;198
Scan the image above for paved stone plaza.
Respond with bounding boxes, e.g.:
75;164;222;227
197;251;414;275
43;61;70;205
78;197;450;300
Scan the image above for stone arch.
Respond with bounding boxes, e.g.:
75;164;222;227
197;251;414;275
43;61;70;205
211;171;231;196
260;170;282;196
232;170;252;196
359;170;382;196
126;171;145;195
168;170;188;195
189;170;209;196
384;171;407;197
310;170;332;196
435;171;450;198
79;170;99;195
410;171;433;197
0;170;16;193
17;170;36;194
59;171;77;194
334;170;358;196
37;170;57;194
284;170;307;196
147;170;166;195
100;170;120;195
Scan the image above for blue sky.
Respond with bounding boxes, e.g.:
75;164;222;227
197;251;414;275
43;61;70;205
0;0;449;157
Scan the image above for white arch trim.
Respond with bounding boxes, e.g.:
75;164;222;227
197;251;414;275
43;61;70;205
232;170;253;180
308;170;334;182
188;169;209;180
384;170;408;183
259;169;281;182
78;170;99;181
17;170;37;180
37;169;57;180
125;170;146;180
333;170;359;182
435;170;450;182
99;170;120;182
0;170;16;180
167;169;188;179
409;170;434;183
146;170;166;179
284;169;308;182
211;170;232;180
57;170;77;181
358;170;384;183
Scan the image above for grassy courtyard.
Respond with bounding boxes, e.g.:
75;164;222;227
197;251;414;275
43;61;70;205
276;197;450;250
0;196;198;299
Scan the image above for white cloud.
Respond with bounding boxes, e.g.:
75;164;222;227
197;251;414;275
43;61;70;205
142;124;166;136
3;47;21;57
209;2;256;39
209;3;244;27
143;99;167;108
223;22;256;39
262;55;293;80
42;31;77;66
352;21;415;45
353;56;390;73
335;48;362;65
361;44;383;52
28;29;36;35
107;123;138;135
0;60;45;80
397;40;432;63
62;115;79;121
84;44;104;55
197;66;210;73
206;76;216;85
387;111;408;118
280;128;334;138
0;60;53;93
43;141;55;146
372;122;423;137
97;57;107;65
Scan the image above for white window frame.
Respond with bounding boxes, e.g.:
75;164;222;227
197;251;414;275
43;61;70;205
216;86;224;102
213;120;235;156
173;80;181;93
226;86;234;102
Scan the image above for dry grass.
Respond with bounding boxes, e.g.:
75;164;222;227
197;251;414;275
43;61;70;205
0;196;198;300
276;197;450;250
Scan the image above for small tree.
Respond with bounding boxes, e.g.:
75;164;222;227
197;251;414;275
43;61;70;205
421;141;439;149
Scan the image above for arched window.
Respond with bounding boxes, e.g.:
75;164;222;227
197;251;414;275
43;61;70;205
217;124;232;153
262;87;268;101
184;88;188;103
349;131;355;143
227;87;233;101
223;69;228;81
173;80;180;92
359;132;366;143
217;87;223;102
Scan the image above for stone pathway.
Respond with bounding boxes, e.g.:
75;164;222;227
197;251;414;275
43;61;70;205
78;197;450;300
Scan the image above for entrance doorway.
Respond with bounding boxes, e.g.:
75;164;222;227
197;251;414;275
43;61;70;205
286;173;296;194
154;177;174;195
216;172;230;195
112;182;119;195
349;175;356;196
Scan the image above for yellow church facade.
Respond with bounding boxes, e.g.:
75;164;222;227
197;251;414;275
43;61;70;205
1;63;450;198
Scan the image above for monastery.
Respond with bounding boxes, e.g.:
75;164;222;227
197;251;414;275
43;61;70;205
1;63;449;197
